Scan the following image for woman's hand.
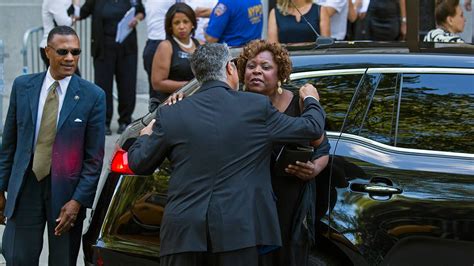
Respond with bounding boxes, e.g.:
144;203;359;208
286;155;329;181
164;92;185;105
286;160;318;181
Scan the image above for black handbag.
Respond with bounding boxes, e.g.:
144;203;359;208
273;144;314;177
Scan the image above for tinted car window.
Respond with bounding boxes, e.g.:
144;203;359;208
397;74;474;153
359;74;399;145
290;74;362;132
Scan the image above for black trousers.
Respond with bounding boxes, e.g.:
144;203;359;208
160;247;259;266
142;39;162;100
94;36;137;126
2;170;84;266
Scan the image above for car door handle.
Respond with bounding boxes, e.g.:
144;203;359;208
351;183;402;195
364;184;402;194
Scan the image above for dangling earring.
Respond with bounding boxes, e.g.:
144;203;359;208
242;84;246;91
277;81;283;95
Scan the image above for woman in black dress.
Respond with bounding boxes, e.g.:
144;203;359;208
237;40;330;266
152;3;200;103
268;0;320;43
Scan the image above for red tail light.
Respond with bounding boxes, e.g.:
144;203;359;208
110;148;134;174
96;254;104;266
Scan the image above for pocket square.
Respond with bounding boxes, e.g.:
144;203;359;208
74;118;83;123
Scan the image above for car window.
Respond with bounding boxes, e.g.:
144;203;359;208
290;74;363;132
359;74;399;145
396;73;474;153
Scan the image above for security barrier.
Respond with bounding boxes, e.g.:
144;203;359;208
21;20;94;82
21;26;44;75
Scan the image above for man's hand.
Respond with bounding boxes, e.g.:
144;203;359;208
299;83;320;101
55;199;81;236
140;119;155;136
0;192;6;225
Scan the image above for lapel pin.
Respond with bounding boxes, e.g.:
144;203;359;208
74;95;80;101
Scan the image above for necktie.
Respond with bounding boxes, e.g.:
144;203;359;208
32;81;59;181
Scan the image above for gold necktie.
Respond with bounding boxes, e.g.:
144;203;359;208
33;81;59;181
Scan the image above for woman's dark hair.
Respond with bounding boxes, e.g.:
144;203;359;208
435;0;460;26
237;40;292;84
165;3;197;38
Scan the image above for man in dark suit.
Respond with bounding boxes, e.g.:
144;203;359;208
127;43;326;266
0;26;105;265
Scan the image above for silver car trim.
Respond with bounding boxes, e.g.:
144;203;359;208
326;131;474;159
367;68;474;74
290;69;367;79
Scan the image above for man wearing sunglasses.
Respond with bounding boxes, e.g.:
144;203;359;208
0;26;106;265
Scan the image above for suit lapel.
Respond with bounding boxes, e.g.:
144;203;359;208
27;72;47;129
57;75;81;131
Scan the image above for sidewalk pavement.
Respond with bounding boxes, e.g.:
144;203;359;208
0;92;151;265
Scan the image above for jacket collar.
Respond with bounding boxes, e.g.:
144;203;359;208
198;80;233;94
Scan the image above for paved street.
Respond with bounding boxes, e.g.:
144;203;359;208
0;92;150;265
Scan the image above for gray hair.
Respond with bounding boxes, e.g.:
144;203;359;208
190;43;232;83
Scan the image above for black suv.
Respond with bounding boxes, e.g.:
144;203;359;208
82;43;474;265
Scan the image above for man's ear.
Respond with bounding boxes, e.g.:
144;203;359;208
44;46;52;60
226;61;233;75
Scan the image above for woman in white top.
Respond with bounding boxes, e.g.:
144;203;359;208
424;0;466;43
40;0;80;68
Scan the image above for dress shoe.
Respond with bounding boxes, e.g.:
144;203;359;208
117;123;128;134
105;126;112;136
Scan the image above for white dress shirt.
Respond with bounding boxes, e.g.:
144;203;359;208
315;0;349;40
143;0;218;42
186;0;218;42
143;0;175;40
34;69;71;146
40;0;79;48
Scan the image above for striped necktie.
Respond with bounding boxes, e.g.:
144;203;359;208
32;81;59;181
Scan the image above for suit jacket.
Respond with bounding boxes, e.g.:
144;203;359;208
78;0;145;59
128;81;326;256
0;72;106;218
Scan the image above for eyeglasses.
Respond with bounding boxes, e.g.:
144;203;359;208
47;46;81;56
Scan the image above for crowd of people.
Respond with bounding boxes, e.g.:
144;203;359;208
37;0;471;134
0;0;472;266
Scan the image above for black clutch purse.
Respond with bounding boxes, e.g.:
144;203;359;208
274;145;314;176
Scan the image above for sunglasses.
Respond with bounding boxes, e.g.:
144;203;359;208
47;46;82;56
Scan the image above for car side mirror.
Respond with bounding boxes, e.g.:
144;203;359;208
315;36;334;49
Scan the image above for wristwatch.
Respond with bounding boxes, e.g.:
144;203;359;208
401;16;407;23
